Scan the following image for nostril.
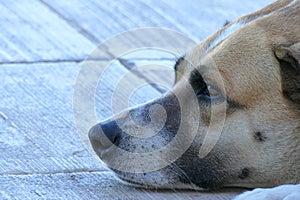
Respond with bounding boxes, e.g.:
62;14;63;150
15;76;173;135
88;121;121;151
100;120;121;145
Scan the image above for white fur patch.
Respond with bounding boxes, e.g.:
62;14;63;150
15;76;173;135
206;22;246;52
234;184;300;200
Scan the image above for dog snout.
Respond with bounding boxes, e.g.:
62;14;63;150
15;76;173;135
88;120;121;155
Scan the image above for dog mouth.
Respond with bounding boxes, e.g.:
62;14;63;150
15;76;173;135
115;173;204;191
115;175;150;188
109;161;221;191
115;172;253;191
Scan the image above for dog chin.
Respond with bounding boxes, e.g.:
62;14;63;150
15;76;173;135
224;183;259;189
113;174;204;191
117;176;257;191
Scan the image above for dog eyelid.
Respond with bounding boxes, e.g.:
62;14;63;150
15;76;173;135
174;56;185;72
206;84;225;102
207;84;220;97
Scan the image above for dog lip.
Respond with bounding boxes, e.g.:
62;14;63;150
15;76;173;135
115;176;152;188
88;124;115;160
116;175;207;191
223;183;258;189
95;147;114;159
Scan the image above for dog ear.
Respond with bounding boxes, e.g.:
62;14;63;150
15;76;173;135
275;42;300;103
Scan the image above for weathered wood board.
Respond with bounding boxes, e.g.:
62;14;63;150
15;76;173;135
0;171;244;200
0;60;244;200
0;0;96;63
0;0;276;199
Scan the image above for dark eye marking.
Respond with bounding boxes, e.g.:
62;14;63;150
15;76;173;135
189;69;226;103
189;69;210;99
174;56;185;72
223;20;231;27
226;97;245;115
238;168;250;179
254;132;267;142
189;69;246;110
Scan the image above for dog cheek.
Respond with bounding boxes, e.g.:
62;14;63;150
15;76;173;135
175;142;231;189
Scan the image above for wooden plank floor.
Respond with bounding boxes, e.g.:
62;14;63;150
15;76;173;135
0;0;273;199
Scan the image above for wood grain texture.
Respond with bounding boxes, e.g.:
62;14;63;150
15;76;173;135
0;61;241;200
41;0;273;59
0;0;277;199
0;62;104;177
0;60;171;173
0;171;243;200
0;0;96;63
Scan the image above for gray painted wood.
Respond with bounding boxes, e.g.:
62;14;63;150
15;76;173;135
0;61;242;200
41;0;273;59
0;60;169;174
0;0;97;63
0;62;105;175
0;0;278;199
0;171;243;200
142;0;273;40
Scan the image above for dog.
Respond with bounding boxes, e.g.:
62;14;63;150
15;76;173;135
89;0;300;199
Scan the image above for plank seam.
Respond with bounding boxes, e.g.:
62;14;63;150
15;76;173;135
118;58;166;94
0;169;109;177
0;59;109;65
39;0;101;45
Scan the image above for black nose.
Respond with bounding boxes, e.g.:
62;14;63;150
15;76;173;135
88;120;121;155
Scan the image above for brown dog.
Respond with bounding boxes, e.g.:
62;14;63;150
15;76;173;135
89;0;300;199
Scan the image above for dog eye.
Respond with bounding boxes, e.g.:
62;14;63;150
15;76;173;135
207;85;221;99
196;84;224;102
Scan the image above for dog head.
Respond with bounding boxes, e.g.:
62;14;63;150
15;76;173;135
89;0;300;190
